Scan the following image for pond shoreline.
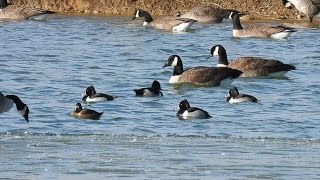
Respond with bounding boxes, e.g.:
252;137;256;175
11;0;306;20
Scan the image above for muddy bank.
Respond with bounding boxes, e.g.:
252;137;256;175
10;0;303;20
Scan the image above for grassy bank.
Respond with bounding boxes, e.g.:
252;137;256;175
10;0;302;20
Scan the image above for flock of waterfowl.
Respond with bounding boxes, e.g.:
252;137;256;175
0;0;319;121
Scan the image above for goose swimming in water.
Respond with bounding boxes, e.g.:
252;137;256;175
207;44;296;78
132;9;196;32
0;0;55;20
178;5;238;23
162;55;242;86
229;11;295;39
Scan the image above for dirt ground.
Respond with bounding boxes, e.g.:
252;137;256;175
10;0;305;20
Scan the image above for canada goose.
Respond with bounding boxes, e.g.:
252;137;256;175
207;44;296;77
0;0;55;20
72;103;103;120
178;5;238;23
176;99;211;119
0;92;29;122
82;86;117;103
229;11;295;39
134;80;163;97
162;55;242;86
283;0;320;22
227;87;258;104
132;9;196;32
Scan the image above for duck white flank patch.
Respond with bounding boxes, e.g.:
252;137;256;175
86;97;108;102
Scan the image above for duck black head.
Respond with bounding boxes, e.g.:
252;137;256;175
179;99;191;111
151;80;162;90
85;86;96;96
229;87;240;98
74;103;83;112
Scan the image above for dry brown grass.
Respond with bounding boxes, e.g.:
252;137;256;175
10;0;302;20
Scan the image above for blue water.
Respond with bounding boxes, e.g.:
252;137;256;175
1;14;320;179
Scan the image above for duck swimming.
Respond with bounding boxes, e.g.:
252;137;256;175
71;103;103;120
176;99;211;119
82;86;117;103
134;80;163;97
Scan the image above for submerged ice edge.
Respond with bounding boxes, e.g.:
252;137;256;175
1;131;320;144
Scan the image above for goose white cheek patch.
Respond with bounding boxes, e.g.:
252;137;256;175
229;12;233;19
213;46;219;56
135;10;140;17
172;56;178;66
19;106;27;117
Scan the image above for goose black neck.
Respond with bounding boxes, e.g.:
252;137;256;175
5;95;25;110
218;49;229;66
141;11;153;23
173;64;183;76
232;13;243;30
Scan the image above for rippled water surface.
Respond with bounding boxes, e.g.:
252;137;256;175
1;14;320;179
